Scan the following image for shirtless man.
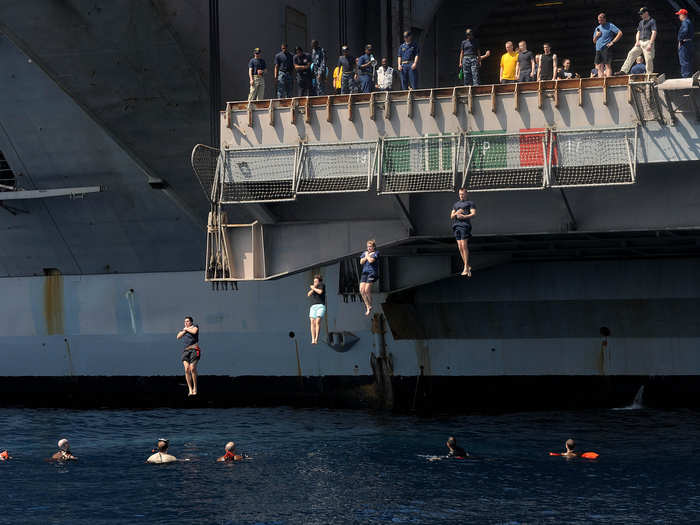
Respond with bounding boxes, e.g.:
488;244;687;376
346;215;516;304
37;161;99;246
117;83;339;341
216;441;246;462
50;438;78;461
177;316;200;396
446;436;469;458
147;439;177;464
561;438;579;457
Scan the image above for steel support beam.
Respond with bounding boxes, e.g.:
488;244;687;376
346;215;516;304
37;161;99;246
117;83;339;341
0;186;102;200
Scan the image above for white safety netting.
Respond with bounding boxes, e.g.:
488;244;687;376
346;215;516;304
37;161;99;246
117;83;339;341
191;144;221;201
550;128;636;187
221;145;298;203
297;141;377;194
463;132;547;191
378;134;460;194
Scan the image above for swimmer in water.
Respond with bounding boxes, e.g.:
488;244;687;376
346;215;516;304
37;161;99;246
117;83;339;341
146;438;177;464
446;436;469;458
50;438;78;461
561;438;578;457
0;450;10;460
216;441;246;462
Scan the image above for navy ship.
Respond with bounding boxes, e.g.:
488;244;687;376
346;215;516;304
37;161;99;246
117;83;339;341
1;0;699;410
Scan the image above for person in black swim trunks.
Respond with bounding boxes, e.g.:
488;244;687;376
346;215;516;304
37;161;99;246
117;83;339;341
359;239;379;316
446;436;469;458
177;316;200;396
451;188;476;277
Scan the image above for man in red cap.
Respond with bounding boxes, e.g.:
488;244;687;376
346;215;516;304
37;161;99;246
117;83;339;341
676;8;695;77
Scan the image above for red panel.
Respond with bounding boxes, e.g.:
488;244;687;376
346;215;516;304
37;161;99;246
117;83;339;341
519;128;557;166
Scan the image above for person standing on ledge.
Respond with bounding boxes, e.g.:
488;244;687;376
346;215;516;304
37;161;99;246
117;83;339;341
499;41;519;84
451;188;476;277
619;7;657;75
338;45;356;95
397;31;419;90
273;43;295;99
307;274;326;344
359;240;379;316
310;40;327;96
459;29;482;86
357;44;376;93
593;12;623;78
247;47;266;101
676;8;695;78
177;316;200;396
515;41;536;82
294;46;313;97
537;42;557;81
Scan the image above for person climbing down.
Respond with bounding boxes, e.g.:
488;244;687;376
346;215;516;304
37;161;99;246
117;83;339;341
50;438;78;461
147;438;177;464
217;441;247;462
359;239;379;316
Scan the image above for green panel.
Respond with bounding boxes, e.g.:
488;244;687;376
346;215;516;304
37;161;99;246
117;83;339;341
470;130;506;170
384;139;410;172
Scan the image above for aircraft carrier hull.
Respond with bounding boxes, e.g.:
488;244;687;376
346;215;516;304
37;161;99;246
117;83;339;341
3;256;699;410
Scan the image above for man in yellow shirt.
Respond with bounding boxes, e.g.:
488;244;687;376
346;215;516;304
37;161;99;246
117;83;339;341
332;65;343;94
499;41;518;84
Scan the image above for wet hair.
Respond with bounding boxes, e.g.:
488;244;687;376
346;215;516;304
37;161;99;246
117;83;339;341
157;440;169;452
313;274;323;282
225;441;235;452
566;438;576;450
447;436;457;447
185;316;194;323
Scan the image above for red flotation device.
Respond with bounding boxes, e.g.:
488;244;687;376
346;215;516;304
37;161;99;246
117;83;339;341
0;450;8;460
549;451;599;459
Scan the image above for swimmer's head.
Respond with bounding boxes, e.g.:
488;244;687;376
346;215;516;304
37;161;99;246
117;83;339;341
566;438;576;451
156;439;169;452
446;436;457;449
0;450;9;460
58;438;69;451
225;441;236;452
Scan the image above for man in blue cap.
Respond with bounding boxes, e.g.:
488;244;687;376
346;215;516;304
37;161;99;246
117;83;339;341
397;31;419;89
677;9;695;78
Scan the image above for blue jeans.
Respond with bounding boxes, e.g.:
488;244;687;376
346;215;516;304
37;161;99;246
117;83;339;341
399;64;418;90
358;74;372;93
679;42;694;78
276;71;292;99
462;56;479;86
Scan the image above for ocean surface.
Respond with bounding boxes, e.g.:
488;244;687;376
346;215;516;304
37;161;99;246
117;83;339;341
1;407;699;524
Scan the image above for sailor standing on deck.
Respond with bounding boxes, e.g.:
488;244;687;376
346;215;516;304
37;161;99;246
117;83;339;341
397;31;419;90
619;7;657;75
451;188;476;277
676;9;695;78
274;43;295;99
338;46;356;95
248;48;266;101
177;316;200;396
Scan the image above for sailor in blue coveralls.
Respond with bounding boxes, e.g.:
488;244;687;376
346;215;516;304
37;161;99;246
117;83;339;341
357;44;375;93
397;31;419;90
274;43;295;99
676;9;695;78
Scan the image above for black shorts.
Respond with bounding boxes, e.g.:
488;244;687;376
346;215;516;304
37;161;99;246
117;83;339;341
595;47;613;65
360;272;377;283
453;224;472;240
181;346;200;364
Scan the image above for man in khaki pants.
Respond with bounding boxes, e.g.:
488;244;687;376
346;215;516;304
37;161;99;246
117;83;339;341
248;47;266;101
619;7;657;74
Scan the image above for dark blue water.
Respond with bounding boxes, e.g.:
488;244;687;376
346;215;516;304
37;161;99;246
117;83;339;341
1;407;699;524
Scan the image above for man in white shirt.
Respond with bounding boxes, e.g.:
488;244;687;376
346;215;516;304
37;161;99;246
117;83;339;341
375;57;393;91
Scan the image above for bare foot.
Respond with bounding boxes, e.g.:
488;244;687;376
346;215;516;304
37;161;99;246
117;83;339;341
365;306;373;316
461;268;468;276
467;266;472;278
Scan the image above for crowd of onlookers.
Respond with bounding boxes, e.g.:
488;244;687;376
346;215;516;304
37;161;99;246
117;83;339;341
247;6;695;101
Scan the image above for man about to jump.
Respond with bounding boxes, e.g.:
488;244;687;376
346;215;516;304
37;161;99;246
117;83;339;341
451;188;476;277
177;316;200;396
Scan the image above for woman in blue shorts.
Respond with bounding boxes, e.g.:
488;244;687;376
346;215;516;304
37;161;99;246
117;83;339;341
451;188;476;277
307;274;326;344
359;239;379;316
